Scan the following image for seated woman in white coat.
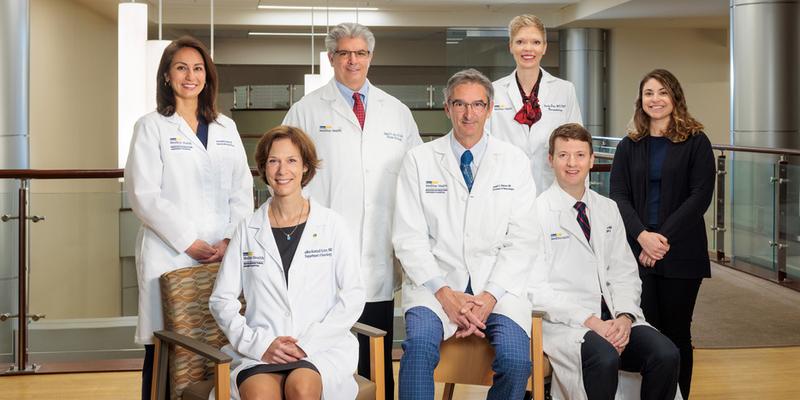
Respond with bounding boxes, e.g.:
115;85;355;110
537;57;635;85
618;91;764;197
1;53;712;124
529;123;679;400
210;126;366;400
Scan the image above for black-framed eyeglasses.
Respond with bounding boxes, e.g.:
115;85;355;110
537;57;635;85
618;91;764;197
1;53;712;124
449;100;488;112
333;49;371;59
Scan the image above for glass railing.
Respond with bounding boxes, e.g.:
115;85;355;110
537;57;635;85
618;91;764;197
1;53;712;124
591;136;800;288
233;84;447;110
1;143;797;372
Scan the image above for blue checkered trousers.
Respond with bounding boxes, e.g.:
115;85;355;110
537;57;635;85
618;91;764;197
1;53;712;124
399;306;531;400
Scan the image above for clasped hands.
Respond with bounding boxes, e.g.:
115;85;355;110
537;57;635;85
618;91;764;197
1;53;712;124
261;336;308;364
584;315;632;354
185;239;229;263
435;286;497;339
636;231;669;268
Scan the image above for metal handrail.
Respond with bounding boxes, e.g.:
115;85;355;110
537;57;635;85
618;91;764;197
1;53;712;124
0;168;260;180
591;136;800;157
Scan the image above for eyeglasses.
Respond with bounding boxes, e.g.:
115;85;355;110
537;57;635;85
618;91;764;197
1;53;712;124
333;49;371;59
449;100;489;112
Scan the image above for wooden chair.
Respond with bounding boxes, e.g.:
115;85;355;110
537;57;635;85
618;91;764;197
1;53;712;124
151;263;386;400
433;311;552;400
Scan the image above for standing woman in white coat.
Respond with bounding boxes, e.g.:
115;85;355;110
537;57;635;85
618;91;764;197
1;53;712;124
125;36;254;400
210;126;365;400
488;14;582;195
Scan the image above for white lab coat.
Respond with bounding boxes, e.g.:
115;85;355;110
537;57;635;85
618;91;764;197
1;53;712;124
530;183;677;400
209;198;365;400
487;69;582;196
283;79;422;302
393;133;539;339
125;111;254;345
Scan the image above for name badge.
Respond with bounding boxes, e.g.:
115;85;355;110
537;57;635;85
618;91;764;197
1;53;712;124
425;180;447;194
493;103;514;111
305;248;333;259
242;251;265;268
318;125;343;133
169;136;193;151
383;131;404;142
492;184;514;191
542;103;566;112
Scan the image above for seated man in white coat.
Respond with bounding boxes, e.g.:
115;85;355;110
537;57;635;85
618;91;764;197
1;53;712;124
530;123;679;400
393;69;539;400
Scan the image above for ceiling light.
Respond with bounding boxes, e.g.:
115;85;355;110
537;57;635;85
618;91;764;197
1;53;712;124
258;5;379;11
249;32;328;37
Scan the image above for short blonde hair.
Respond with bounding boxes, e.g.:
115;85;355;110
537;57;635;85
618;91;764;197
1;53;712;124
508;14;546;42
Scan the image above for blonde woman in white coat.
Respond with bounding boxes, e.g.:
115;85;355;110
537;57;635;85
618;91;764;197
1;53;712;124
210;126;366;400
530;124;680;400
125;36;253;400
487;14;582;195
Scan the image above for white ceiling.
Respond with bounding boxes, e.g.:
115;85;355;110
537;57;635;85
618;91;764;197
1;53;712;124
75;0;730;30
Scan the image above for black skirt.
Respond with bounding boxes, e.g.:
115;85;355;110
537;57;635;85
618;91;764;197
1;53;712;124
236;360;319;388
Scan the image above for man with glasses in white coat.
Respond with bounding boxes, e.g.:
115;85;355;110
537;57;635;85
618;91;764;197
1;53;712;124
393;69;539;400
283;22;422;399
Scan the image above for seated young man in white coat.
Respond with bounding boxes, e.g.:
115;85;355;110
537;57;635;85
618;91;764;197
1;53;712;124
210;126;365;400
393;69;539;400
529;123;680;400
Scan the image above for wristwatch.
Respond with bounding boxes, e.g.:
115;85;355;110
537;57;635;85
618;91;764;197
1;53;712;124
617;312;636;323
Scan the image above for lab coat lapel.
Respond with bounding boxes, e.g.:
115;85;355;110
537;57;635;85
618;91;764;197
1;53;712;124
587;192;605;264
470;135;497;194
285;200;322;303
505;71;524;113
433;133;468;192
322;79;362;130
167;113;210;157
537;69;554;103
250;200;283;270
363;82;383;132
548;184;593;254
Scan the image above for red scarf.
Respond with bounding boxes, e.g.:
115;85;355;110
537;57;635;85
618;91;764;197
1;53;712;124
513;71;543;127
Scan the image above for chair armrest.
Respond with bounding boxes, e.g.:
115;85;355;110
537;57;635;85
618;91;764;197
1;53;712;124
351;322;387;337
350;322;386;400
153;330;232;364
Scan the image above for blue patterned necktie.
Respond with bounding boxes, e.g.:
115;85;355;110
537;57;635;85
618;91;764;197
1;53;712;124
574;201;590;241
460;150;474;192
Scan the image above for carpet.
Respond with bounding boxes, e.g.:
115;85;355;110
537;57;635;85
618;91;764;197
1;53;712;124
692;263;800;348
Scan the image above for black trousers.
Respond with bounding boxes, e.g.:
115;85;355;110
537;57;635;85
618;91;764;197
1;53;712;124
581;326;679;400
357;300;395;400
640;274;702;399
142;344;154;400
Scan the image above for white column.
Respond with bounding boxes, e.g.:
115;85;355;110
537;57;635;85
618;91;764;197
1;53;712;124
118;3;148;168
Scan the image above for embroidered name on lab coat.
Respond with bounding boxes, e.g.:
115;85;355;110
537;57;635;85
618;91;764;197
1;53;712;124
305;248;333;258
318;125;343;133
492;184;514;191
383;132;404;142
542;103;566;112
169;136;193;151
424;181;447;194
215;139;235;147
242;251;265;268
493;103;514;111
550;232;570;241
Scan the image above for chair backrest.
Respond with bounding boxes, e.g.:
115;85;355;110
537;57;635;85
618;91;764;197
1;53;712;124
160;263;230;400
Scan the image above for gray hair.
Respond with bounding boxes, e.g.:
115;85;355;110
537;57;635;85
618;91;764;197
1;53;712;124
325;22;376;54
444;68;494;104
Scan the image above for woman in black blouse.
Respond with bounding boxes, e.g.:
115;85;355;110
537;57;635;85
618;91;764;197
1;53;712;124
610;69;715;399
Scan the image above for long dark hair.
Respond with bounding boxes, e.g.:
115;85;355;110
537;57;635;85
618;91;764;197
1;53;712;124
156;36;218;123
628;69;703;143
